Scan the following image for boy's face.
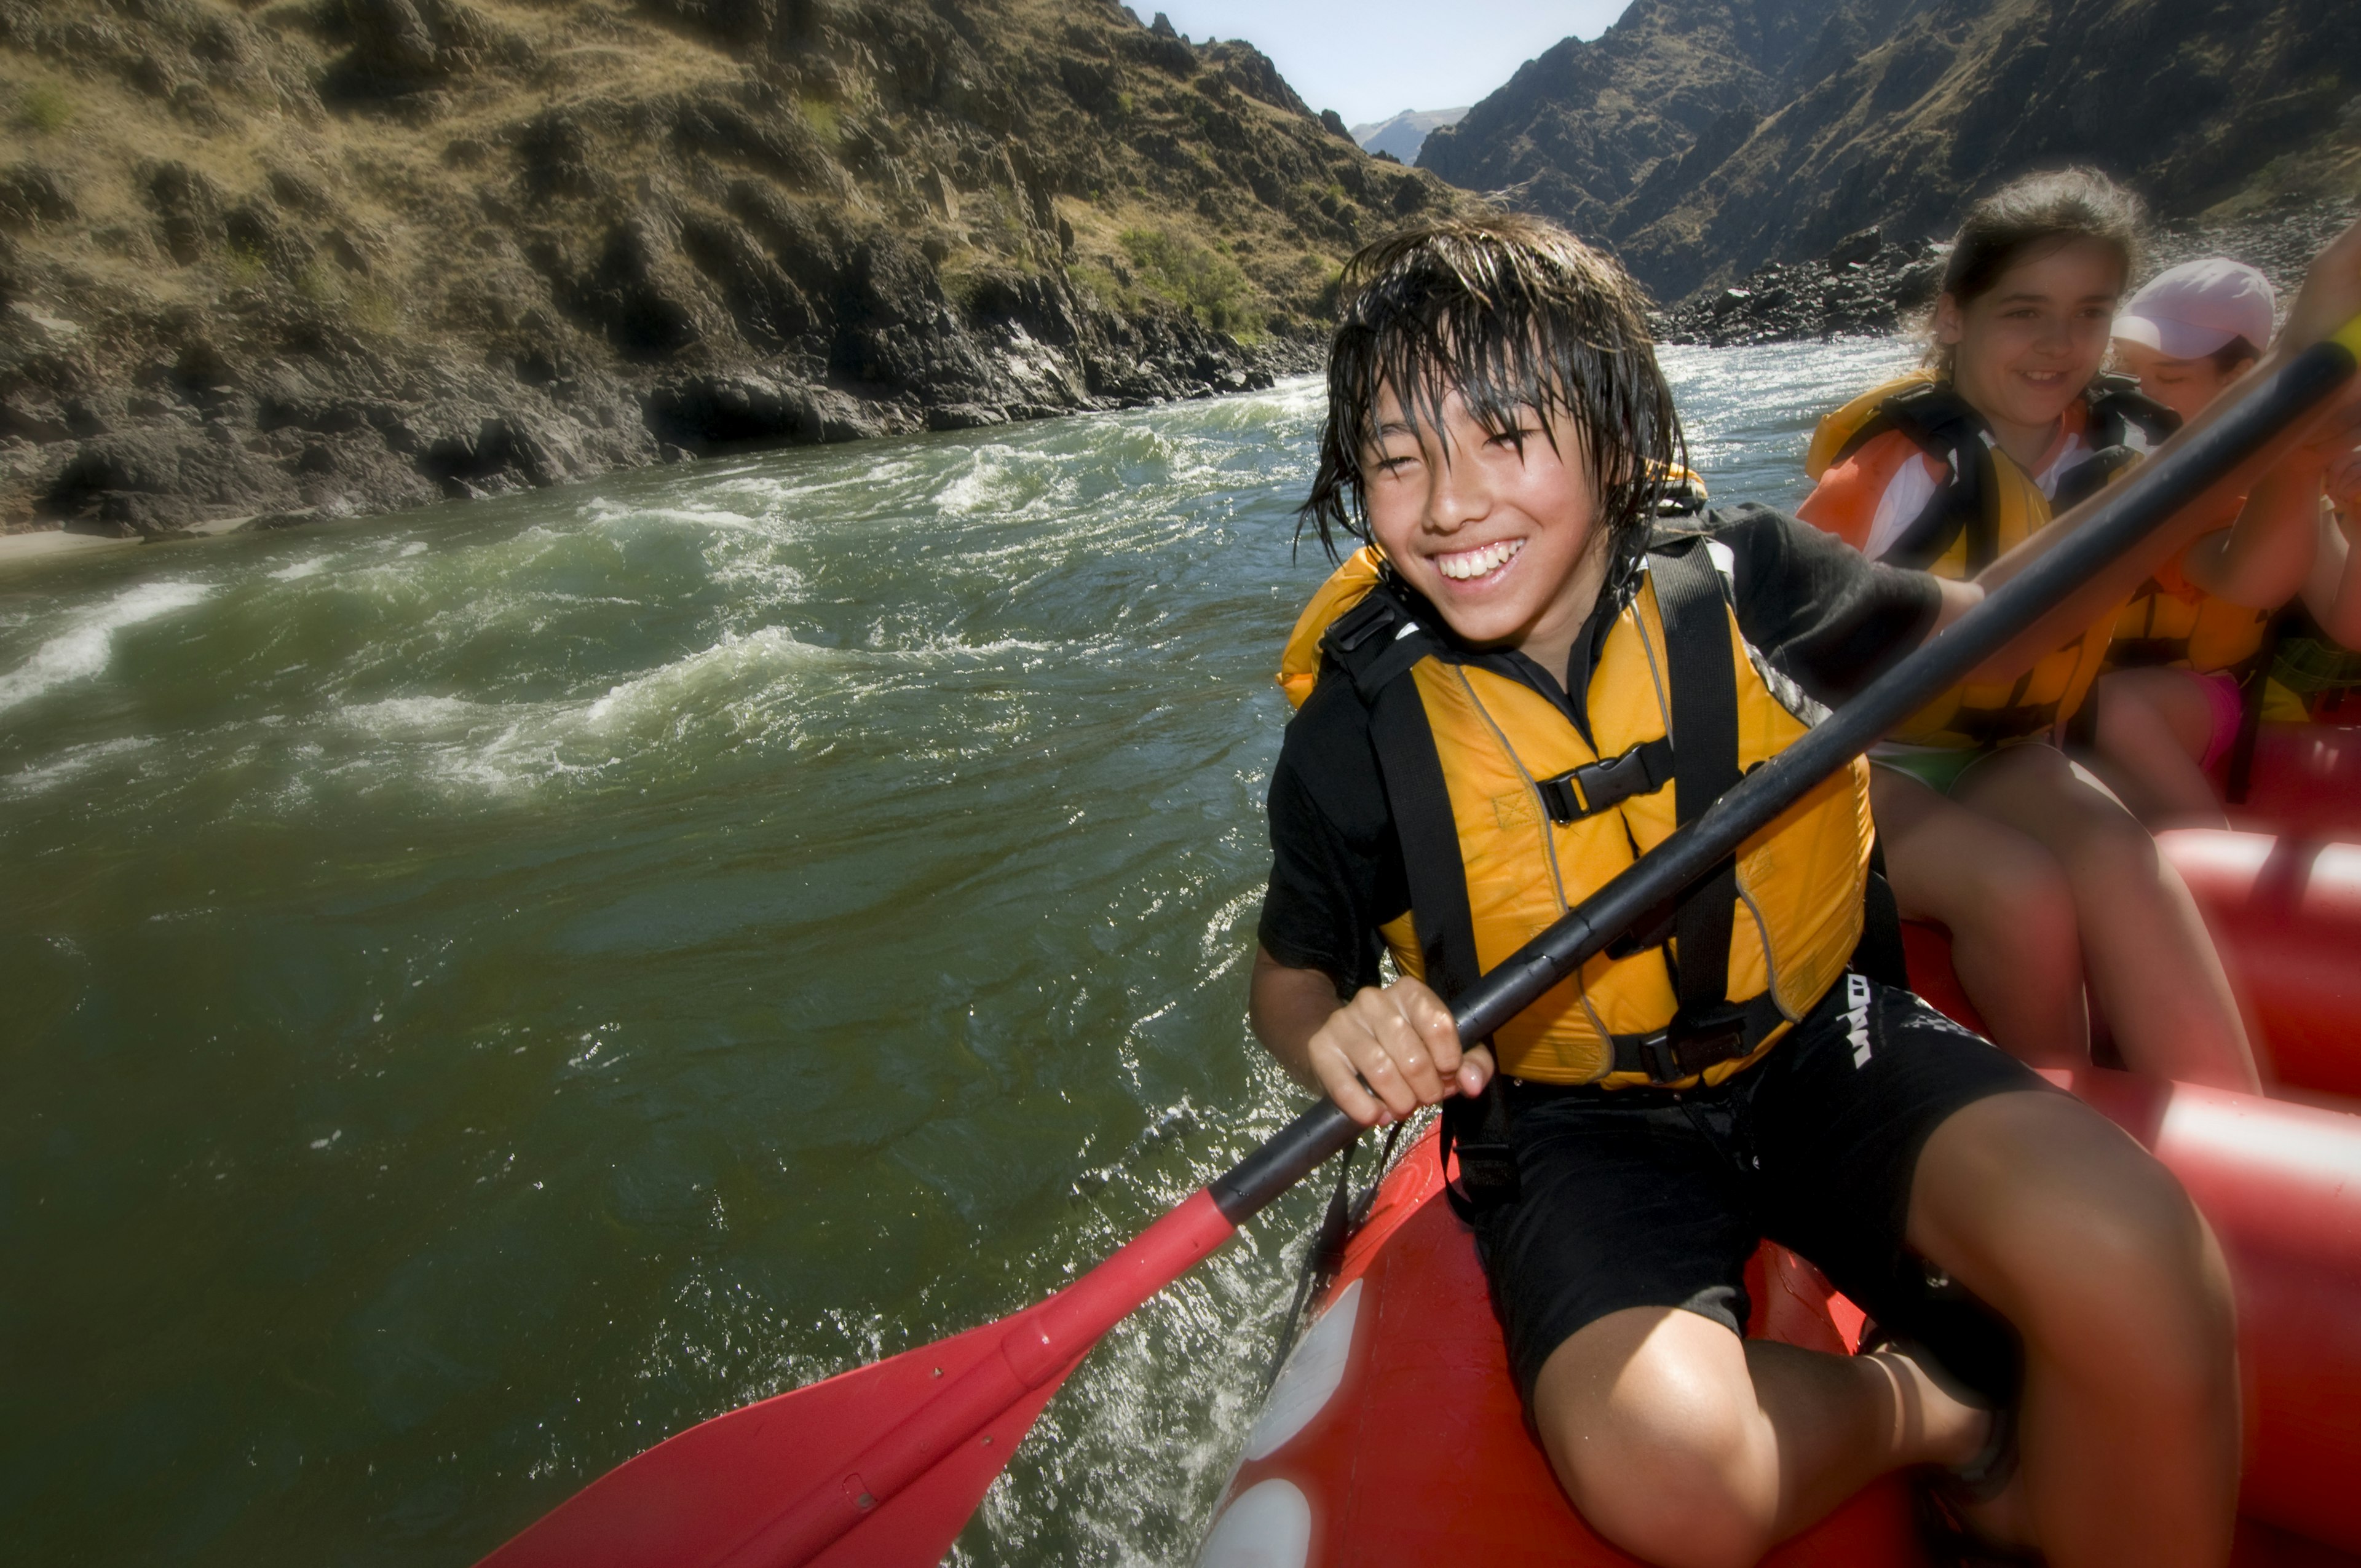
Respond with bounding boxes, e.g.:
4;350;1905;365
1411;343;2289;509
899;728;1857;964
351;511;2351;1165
1361;382;1609;669
1936;237;2124;441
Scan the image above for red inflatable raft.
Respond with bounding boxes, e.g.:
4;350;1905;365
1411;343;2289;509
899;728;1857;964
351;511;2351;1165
1200;725;2361;1568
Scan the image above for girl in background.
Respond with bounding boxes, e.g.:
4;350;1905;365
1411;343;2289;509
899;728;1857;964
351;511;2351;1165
1799;170;2258;1090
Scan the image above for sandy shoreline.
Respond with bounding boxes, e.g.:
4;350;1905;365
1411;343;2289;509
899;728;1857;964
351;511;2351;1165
0;516;253;572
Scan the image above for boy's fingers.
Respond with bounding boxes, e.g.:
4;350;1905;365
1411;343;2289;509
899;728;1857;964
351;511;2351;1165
1393;978;1465;1071
1458;1043;1497;1097
1348;989;1445;1108
1308;1039;1388;1127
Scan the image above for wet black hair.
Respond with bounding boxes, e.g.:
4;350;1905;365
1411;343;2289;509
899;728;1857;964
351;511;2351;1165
1299;213;1685;574
1932;167;2144;374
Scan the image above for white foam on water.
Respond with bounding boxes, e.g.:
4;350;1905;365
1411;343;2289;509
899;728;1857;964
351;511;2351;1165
0;581;213;715
268;555;333;581
338;695;486;735
581;496;765;534
934;443;1029;516
581;624;844;729
4;734;156;796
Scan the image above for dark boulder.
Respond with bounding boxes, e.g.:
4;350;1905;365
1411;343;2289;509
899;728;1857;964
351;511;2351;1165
43;426;299;535
646;372;885;451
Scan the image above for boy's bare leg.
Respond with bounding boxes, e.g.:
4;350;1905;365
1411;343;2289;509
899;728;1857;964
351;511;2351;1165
1909;1090;2240;1566
1871;766;2090;1064
1955;744;2259;1090
2089;668;2231;829
1529;1306;1989;1568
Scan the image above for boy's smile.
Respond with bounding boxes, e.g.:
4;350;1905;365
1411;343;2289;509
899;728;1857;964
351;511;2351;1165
1361;385;1608;682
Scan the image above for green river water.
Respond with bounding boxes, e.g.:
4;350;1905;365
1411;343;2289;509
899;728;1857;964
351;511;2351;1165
1;337;1915;1566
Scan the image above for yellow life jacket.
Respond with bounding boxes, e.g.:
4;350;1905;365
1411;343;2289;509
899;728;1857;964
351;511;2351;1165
2106;570;2273;677
1806;374;2178;749
1276;531;1872;1088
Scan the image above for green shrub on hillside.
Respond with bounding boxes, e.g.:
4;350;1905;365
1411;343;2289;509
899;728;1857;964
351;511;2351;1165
1118;226;1261;337
798;97;840;148
18;82;73;133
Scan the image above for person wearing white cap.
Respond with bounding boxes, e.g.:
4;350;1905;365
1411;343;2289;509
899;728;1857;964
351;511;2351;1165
2108;258;2276;423
2089;257;2361;826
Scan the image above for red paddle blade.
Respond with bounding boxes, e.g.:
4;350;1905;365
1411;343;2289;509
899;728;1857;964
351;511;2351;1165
481;1189;1237;1568
481;1309;1080;1568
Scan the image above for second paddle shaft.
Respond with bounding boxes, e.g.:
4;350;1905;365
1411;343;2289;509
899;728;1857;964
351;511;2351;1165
1212;325;2361;1225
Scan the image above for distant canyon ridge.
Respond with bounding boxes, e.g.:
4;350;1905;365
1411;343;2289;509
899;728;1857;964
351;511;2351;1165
1417;0;2361;304
1351;107;1468;165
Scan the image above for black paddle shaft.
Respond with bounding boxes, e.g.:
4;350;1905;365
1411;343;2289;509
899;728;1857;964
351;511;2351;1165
1210;334;2359;1226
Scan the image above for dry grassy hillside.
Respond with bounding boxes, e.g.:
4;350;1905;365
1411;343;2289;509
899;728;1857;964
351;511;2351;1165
0;0;1463;534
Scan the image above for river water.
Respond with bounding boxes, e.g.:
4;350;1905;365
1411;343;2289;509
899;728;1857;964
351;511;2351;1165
0;335;1916;1566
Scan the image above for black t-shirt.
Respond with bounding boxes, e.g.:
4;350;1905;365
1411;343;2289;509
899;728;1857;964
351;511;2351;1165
1257;504;1942;995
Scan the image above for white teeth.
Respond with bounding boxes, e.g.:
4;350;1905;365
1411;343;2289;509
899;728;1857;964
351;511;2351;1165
1436;538;1522;581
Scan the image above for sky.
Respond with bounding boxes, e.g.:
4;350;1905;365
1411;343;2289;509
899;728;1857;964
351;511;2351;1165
1147;0;1630;129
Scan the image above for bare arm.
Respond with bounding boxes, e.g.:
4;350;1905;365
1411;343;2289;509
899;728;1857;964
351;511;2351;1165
2180;470;2319;610
2305;468;2361;646
1250;945;1492;1127
2183;399;2361;608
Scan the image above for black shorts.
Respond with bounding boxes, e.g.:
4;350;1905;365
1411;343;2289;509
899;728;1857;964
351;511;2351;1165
1470;974;2058;1407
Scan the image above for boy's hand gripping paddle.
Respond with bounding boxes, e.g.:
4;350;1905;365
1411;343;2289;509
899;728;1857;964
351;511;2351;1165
480;317;2361;1568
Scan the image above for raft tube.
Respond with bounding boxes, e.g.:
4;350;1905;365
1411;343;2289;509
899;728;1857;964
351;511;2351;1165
2226;723;2361;841
2162;830;2361;1102
1203;1073;2361;1567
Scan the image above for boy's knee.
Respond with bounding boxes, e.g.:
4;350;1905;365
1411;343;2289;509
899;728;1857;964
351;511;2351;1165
1533;1327;1776;1568
1547;1427;1774;1568
1987;1154;2232;1371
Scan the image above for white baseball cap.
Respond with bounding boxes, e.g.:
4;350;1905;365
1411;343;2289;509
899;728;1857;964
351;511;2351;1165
2113;258;2276;360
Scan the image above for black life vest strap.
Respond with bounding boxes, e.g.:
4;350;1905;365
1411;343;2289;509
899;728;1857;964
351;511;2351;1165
1650;538;1747;1062
2225;611;2288;806
1324;589;1521;1219
1853;836;1911;990
1851;383;1995;572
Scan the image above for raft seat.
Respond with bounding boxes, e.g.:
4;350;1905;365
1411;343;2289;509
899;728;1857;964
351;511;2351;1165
2224;723;2361;844
1207;1125;1928;1566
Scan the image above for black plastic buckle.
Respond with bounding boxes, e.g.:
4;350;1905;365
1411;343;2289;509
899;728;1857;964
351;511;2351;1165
1636;1011;1751;1085
1327;593;1400;654
1536;738;1672;824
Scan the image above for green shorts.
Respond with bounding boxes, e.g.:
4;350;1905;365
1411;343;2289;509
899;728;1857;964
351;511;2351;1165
1868;745;1991;797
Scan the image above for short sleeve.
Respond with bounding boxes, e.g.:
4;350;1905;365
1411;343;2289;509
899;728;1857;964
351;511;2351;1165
1256;680;1408;997
1710;505;1944;707
1797;428;1924;554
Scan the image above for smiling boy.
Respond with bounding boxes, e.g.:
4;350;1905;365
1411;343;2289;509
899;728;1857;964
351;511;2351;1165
1237;213;2361;1566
